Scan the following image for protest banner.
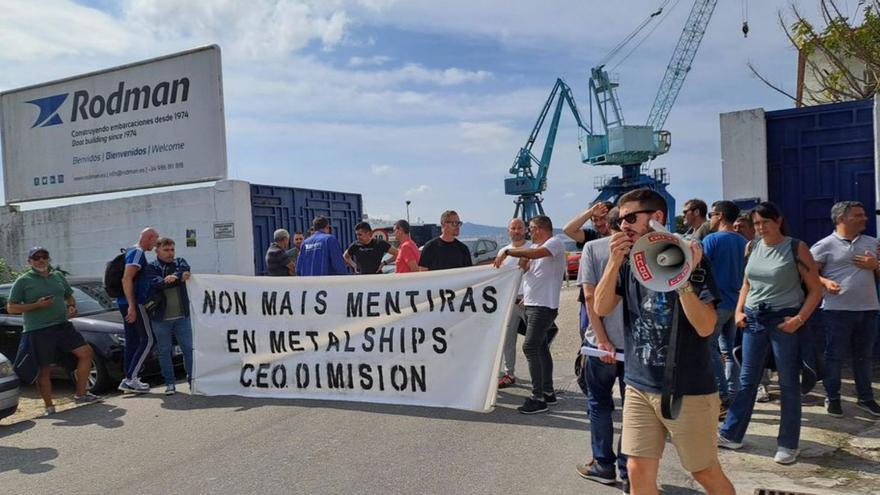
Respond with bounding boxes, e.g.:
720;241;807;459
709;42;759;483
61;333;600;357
187;266;522;412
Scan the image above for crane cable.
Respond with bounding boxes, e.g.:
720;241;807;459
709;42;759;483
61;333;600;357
742;0;749;37
610;0;683;73
598;0;674;67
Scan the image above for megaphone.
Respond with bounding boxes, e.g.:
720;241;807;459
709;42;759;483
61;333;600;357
629;220;693;292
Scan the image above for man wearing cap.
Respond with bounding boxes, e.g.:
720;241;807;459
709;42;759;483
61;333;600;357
7;247;100;416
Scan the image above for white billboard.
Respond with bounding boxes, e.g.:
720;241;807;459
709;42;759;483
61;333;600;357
0;45;227;203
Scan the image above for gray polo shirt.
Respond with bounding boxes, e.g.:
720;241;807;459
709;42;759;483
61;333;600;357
578;236;625;350
810;232;880;311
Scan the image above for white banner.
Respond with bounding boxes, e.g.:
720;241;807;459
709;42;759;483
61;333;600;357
0;45;226;203
188;266;522;412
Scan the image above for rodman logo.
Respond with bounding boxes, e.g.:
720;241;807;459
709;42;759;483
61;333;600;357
26;77;190;128
27;94;69;128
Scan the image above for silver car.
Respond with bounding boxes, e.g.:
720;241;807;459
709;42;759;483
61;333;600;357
0;352;20;421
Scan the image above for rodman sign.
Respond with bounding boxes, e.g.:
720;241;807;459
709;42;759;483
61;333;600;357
0;45;227;203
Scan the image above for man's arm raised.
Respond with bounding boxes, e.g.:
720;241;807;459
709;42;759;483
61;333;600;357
594;232;629;316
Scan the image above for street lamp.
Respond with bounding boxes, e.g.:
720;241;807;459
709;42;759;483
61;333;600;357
405;200;411;223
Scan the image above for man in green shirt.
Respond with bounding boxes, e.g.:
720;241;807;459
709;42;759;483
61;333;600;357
7;247;100;415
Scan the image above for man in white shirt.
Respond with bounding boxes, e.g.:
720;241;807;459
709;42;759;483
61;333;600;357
494;215;567;414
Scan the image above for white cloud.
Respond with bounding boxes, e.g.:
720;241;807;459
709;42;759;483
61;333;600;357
406;185;430;196
459;121;518;154
371;164;393;176
0;0;141;61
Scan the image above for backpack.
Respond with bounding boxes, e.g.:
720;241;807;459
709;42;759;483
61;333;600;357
104;249;127;298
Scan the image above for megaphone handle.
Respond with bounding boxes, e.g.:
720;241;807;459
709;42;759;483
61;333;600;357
661;299;683;420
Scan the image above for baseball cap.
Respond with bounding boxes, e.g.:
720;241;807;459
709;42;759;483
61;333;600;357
28;246;49;259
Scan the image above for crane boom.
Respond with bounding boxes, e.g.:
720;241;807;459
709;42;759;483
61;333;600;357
504;78;589;224
645;0;718;131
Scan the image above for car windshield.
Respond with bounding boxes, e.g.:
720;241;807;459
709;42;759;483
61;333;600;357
72;282;118;315
461;240;478;251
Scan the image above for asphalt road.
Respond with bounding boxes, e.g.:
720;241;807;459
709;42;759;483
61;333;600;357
0;381;706;495
0;285;709;494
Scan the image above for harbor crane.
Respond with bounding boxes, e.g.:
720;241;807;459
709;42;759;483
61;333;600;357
504;0;719;230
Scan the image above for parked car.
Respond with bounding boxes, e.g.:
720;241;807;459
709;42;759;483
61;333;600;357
0;277;183;393
461;238;500;265
562;238;581;280
0;352;20;421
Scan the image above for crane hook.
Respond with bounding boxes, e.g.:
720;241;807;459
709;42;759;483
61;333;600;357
742;21;749;38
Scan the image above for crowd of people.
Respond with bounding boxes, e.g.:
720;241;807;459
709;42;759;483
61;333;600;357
5;193;880;495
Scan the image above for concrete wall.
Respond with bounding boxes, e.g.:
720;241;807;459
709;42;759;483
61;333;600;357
720;108;768;203
0;180;255;277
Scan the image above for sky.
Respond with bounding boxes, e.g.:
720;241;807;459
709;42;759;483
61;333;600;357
0;0;843;226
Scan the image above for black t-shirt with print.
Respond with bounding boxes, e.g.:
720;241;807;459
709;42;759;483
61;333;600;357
615;259;720;395
347;239;391;274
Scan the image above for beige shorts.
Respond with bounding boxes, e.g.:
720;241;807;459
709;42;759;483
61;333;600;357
621;386;720;473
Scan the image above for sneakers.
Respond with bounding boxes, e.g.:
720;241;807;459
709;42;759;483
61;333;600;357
825;398;843;417
575;459;616;485
165;384;176;396
774;446;799;465
43;406;56;417
498;374;516;389
756;384;771;403
857;399;880;417
717;434;743;450
621;479;630;494
131;378;150;391
118;379;148;394
543;393;558;405
517;398;549;415
74;392;102;404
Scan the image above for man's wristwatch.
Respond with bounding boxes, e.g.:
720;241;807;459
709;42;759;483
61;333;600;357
676;282;695;295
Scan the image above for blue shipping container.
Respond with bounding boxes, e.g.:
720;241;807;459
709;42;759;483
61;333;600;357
250;184;363;275
765;98;875;245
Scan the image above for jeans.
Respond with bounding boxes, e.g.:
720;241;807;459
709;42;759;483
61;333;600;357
150;317;193;386
710;308;739;402
584;347;627;479
720;306;801;449
822;310;878;402
523;306;558;399
501;303;524;376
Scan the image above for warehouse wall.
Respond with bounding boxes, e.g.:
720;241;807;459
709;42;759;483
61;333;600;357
0;180;255;277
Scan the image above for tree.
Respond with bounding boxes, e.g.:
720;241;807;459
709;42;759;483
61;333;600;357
750;0;880;105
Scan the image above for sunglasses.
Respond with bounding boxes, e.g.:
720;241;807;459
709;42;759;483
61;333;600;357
30;255;49;261
445;221;463;227
682;207;697;215
620;209;655;225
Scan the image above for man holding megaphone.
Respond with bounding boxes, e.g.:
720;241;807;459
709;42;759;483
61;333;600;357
594;188;734;495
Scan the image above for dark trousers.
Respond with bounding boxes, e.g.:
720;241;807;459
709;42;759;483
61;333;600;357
120;304;154;380
523;306;558;399
584;348;627;479
823;310;878;402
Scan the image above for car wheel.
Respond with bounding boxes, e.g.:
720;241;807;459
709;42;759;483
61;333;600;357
70;352;112;393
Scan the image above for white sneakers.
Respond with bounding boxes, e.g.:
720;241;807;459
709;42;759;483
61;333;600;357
774;447;799;465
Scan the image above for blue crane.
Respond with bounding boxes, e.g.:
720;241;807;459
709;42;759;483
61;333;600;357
583;0;718;229
504;78;590;224
503;0;718;229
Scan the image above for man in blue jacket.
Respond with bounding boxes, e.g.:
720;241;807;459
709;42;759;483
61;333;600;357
145;237;193;395
296;216;348;276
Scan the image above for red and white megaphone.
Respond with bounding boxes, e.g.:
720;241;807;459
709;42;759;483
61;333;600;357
629;220;693;292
